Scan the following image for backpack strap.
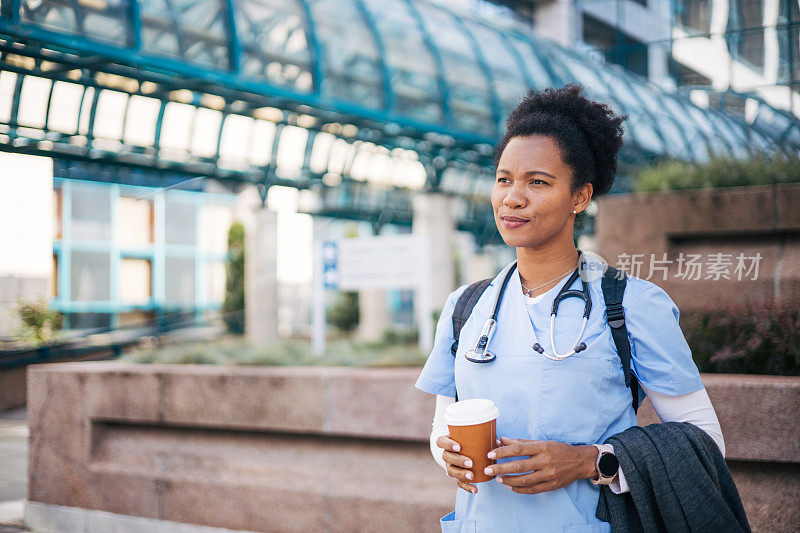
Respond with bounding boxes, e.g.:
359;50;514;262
450;278;492;402
601;265;640;413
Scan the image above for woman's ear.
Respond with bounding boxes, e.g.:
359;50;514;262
572;183;593;214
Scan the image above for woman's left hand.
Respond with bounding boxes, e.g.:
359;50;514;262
484;436;599;494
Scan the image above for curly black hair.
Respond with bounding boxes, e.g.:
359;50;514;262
494;83;627;197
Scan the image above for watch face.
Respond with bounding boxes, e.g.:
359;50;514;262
598;452;619;478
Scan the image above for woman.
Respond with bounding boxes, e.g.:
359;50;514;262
413;84;725;532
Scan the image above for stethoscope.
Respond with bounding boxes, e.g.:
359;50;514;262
465;251;592;363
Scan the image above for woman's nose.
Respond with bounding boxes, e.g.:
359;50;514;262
503;186;526;208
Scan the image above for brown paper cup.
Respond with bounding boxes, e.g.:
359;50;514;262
444;399;499;483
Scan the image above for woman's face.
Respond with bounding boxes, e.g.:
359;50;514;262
491;134;591;249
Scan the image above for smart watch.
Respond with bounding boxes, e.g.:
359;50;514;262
590;443;619;485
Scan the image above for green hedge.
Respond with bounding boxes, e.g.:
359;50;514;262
634;153;800;193
682;305;800;376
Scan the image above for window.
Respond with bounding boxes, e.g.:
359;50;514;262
726;0;765;70
119;258;152;305
777;0;800;84
675;0;710;34
117;195;154;248
165;257;196;305
53;187;62;240
71;251;111;301
51;253;58;299
582;14;649;78
669;59;712;87
165;196;197;245
71;184;111;241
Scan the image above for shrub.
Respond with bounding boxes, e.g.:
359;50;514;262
13;298;62;345
634;153;800;192
327;291;359;332
682;304;800;375
222;221;245;334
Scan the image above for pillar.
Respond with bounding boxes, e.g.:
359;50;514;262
412;192;456;349
245;205;279;345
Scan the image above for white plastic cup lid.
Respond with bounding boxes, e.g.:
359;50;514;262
443;399;499;426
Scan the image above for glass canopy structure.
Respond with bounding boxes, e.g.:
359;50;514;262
1;0;799;243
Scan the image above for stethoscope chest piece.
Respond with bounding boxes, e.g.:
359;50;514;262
465;348;497;363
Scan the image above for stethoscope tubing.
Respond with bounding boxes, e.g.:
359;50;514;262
466;251;591;364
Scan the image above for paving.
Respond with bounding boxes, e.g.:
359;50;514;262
0;408;28;531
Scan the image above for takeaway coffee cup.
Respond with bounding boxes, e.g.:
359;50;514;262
444;399;499;483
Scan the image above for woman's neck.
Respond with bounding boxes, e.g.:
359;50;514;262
516;245;580;298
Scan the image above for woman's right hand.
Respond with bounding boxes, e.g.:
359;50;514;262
436;434;478;494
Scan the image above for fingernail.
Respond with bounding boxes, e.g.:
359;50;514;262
472;488;477;494
487;451;496;459
464;459;472;468
453;444;460;452
466;472;473;480
484;467;493;475
496;476;503;483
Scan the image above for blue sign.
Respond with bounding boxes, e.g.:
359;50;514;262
322;241;339;290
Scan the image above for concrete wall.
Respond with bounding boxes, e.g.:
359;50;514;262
27;363;799;532
596;184;800;311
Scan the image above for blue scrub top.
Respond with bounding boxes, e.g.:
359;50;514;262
414;256;703;533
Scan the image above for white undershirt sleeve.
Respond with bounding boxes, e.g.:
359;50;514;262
430;394;456;472
608;384;725;494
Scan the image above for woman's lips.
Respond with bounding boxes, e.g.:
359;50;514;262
501;216;529;229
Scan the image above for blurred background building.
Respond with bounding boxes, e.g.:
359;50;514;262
465;0;800;119
0;0;797;340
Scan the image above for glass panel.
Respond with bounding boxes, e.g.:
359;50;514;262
71;184;111;241
675;0;710;34
463;20;527;120
93;90;128;141
234;0;313;91
71;251;110;301
361;0;444;123
124;96;161;147
120;258;152;304
140;0;230;69
276;124;307;174
308;0;384;109
190;107;223;158
117;195;153;247
165;196;197;245
21;0;129;45
415;3;494;134
18;76;51;129
219;114;254;165
160;102;195;152
249;119;276;166
0;72;16;124
508;37;556;90
165;256;195;304
48;81;83;135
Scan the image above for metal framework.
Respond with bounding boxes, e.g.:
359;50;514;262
1;0;799;244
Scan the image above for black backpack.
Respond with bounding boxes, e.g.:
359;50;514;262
450;265;640;413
